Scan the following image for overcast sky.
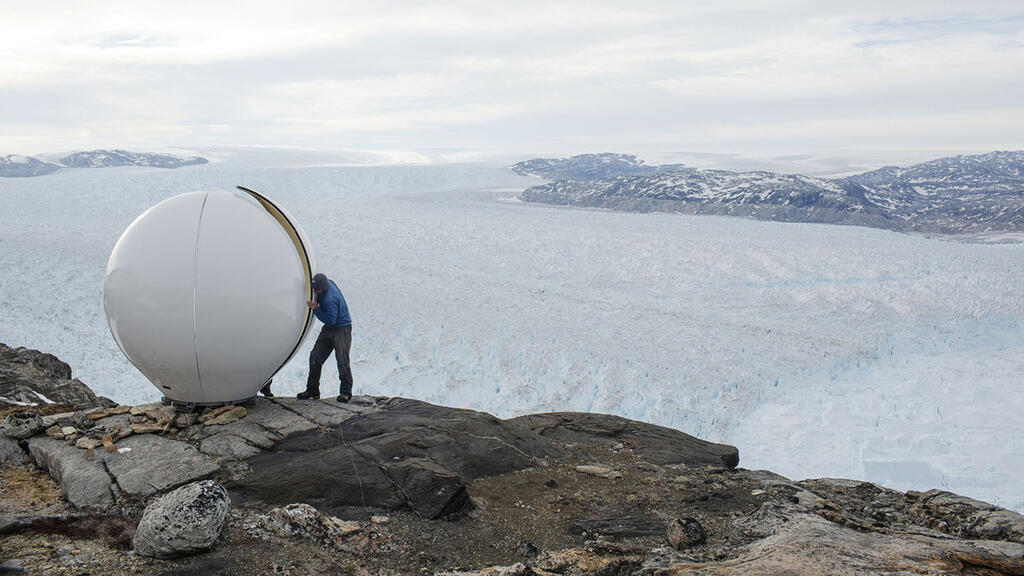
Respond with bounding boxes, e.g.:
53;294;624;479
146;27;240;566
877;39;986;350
2;1;1023;158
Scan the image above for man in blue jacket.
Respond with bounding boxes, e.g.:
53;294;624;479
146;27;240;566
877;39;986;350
297;273;354;402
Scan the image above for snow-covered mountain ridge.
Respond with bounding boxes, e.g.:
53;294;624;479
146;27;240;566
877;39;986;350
0;154;60;177
518;151;1024;234
0;150;209;176
59;149;208;169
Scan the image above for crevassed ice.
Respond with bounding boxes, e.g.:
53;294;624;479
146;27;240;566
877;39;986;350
0;158;1022;513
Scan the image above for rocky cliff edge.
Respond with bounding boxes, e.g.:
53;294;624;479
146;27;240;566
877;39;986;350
2;344;1023;576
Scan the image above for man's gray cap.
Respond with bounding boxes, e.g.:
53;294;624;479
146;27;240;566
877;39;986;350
311;273;328;291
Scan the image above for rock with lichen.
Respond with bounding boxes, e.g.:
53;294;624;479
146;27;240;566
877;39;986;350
132;480;230;558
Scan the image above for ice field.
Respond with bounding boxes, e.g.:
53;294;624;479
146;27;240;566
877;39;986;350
2;151;1022;512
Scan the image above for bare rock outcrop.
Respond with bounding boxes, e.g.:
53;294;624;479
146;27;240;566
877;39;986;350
232;398;566;519
908;489;1024;542
644;511;1024;576
0;343;113;409
510;411;739;468
5;345;1024;575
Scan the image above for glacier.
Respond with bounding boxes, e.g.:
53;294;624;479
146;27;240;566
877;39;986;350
1;151;1022;512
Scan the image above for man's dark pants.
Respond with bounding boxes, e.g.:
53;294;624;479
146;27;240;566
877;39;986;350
306;324;353;396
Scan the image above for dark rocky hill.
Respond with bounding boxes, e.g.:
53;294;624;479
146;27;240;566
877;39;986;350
845;150;1024;233
521;169;895;229
59;150;208;169
2;345;1023;575
517;151;1024;234
0;154;61;177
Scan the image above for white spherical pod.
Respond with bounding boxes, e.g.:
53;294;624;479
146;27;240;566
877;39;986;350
104;186;317;404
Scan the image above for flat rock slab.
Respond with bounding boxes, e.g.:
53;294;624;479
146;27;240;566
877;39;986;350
224;398;318;439
509;412;739;468
200;426;266;460
211;420;281;450
192;399;331;460
26;437;116;510
91;413;132;434
104;435;219;498
270;397;370;427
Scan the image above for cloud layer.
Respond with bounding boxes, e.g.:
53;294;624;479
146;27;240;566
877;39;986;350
2;1;1022;155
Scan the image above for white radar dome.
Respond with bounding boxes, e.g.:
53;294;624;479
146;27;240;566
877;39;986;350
104;186;317;405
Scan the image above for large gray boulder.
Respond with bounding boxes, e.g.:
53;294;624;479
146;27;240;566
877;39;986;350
509;412;739;468
133;480;230;558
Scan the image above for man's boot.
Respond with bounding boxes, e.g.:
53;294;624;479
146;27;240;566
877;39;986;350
297;388;320;400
